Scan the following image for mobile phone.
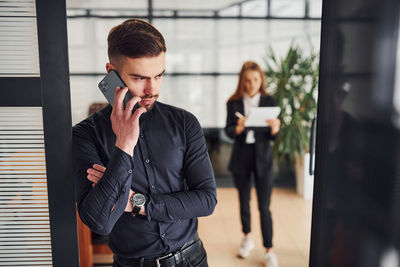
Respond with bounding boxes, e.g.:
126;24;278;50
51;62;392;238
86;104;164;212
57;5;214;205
98;70;140;111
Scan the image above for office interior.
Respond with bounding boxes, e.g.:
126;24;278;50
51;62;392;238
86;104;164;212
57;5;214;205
67;1;319;264
67;0;321;190
0;0;400;267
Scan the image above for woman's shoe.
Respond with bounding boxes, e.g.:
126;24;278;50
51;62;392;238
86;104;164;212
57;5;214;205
237;237;255;258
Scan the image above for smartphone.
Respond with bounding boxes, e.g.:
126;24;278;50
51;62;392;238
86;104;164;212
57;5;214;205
98;70;140;111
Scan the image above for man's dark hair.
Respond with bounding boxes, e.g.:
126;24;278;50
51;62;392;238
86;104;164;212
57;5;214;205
107;19;166;62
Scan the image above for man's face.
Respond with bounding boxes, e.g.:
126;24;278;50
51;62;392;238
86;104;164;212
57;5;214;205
110;52;165;111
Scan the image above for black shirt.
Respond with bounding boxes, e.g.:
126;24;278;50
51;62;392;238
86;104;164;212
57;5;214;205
73;102;217;258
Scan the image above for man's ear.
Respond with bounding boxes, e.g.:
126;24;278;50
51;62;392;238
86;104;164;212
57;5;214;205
105;63;115;73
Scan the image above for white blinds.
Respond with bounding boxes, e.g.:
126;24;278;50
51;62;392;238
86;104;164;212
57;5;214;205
0;0;40;77
0;107;52;266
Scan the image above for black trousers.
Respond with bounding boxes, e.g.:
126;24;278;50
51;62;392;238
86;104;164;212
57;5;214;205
232;143;273;248
112;238;208;267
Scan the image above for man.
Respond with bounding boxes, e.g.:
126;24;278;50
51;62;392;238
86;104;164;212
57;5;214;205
73;19;217;267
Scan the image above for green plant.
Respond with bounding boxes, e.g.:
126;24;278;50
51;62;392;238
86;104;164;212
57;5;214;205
265;45;319;163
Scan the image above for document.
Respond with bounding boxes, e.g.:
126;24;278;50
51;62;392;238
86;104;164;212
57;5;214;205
245;107;281;127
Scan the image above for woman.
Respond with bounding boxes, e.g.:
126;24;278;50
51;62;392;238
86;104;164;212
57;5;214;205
225;61;280;267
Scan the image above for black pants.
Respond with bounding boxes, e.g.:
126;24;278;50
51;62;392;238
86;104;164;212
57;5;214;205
233;144;273;248
112;239;208;267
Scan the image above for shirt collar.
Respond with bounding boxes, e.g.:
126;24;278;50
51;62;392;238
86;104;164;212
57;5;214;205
243;92;261;105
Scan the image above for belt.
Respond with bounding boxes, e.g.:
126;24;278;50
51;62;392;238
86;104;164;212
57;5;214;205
114;236;203;267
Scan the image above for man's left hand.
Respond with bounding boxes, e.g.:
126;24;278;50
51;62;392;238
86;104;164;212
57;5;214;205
87;164;106;187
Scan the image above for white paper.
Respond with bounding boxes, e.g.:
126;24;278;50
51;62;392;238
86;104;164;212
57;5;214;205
245;107;281;127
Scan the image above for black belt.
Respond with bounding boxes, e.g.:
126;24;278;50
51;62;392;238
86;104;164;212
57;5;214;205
114;236;203;267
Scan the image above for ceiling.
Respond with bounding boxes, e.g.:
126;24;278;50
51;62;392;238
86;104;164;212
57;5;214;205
66;0;256;11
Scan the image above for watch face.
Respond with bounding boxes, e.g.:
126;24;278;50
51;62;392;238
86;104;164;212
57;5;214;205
131;193;146;207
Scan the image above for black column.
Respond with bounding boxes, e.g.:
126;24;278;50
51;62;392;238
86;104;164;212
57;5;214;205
36;0;79;266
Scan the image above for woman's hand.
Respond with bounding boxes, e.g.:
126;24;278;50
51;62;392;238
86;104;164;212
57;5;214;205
266;118;281;135
235;117;246;135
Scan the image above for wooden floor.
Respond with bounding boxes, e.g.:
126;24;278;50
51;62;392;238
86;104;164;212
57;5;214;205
199;187;312;267
94;187;313;267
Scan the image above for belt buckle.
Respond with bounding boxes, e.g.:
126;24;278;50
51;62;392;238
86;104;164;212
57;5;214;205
155;253;172;267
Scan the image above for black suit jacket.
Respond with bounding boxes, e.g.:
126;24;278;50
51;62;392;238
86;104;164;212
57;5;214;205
225;95;278;175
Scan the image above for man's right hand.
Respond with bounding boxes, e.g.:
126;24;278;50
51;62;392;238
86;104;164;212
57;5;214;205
110;87;146;156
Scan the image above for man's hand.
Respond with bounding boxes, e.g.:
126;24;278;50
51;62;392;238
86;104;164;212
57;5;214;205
86;164;145;214
87;164;106;187
266;118;281;135
111;87;146;156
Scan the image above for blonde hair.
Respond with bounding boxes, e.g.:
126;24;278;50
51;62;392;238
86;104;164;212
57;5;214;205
228;61;267;101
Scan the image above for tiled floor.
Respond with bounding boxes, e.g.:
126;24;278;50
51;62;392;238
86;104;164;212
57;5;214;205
94;187;313;267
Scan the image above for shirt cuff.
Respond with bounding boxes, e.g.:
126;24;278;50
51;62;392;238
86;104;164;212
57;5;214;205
113;146;134;166
102;146;134;189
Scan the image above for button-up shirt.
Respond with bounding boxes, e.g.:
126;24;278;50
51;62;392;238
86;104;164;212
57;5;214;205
73;102;217;258
243;93;261;144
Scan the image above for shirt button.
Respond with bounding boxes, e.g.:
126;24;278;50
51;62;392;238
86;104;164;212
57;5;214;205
128;169;133;173
161;234;166;238
140;134;144;138
151;185;156;189
145;159;150;164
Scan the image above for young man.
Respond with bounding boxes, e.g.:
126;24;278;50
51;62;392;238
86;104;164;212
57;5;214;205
73;19;217;267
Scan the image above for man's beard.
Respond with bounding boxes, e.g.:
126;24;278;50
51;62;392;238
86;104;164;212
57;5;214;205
141;94;159;111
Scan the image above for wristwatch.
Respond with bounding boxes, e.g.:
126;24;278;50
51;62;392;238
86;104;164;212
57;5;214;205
130;192;146;215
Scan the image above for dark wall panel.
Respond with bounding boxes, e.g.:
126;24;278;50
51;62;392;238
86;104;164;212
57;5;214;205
310;0;400;266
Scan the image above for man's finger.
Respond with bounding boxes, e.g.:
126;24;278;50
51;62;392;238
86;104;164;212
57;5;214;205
131;106;147;122
87;168;104;178
113;87;128;115
125;96;142;120
92;164;106;173
87;174;100;183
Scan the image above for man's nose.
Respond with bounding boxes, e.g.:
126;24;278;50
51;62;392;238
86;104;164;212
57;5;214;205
144;79;155;95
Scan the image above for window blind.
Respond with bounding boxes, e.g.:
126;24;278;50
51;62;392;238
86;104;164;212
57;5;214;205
0;0;40;76
0;107;52;266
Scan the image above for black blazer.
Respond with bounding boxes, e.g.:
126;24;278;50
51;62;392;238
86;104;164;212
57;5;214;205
225;95;278;175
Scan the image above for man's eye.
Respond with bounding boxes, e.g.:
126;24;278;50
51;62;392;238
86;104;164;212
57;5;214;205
134;77;146;81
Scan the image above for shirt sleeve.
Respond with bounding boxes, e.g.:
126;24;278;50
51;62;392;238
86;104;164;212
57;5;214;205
73;124;133;235
145;113;217;222
225;100;237;139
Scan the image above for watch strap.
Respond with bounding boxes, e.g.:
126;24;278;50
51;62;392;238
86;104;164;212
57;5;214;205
131;205;141;215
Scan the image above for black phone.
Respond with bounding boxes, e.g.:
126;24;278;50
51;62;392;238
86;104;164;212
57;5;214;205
98;70;140;111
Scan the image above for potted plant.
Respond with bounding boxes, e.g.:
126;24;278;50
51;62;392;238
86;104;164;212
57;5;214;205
264;45;319;197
